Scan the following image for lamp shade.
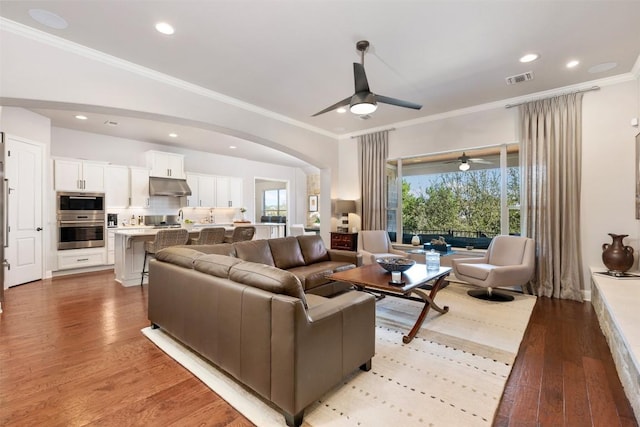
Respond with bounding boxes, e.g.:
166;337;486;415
459;162;470;171
335;200;356;214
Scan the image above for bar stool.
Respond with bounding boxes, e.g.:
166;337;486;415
189;227;226;245
140;228;189;286
224;226;256;243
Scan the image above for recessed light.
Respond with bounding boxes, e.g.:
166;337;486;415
169;133;178;138
588;62;617;74
336;107;347;114
229;146;237;149
155;22;175;35
566;60;580;69
75;115;87;120
519;53;539;63
28;9;68;29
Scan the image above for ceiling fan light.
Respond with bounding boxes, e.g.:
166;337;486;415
350;102;377;115
350;92;378;115
459;162;470;171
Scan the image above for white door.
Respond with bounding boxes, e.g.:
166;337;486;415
5;137;43;287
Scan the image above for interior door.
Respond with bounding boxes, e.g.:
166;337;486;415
5;136;43;287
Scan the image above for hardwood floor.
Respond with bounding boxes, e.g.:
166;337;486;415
0;270;636;426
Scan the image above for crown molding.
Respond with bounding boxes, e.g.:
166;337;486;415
0;17;339;140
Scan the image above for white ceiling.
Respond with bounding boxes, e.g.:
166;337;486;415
1;1;639;167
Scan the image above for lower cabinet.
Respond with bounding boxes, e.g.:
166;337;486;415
107;229;116;264
57;248;106;270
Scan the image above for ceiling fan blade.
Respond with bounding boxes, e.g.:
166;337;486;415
376;95;422;110
311;96;352;117
353;63;370;93
469;158;493;164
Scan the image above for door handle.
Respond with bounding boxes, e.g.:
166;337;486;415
36;227;43;231
3;259;10;270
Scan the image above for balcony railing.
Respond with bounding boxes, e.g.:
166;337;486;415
388;228;507;250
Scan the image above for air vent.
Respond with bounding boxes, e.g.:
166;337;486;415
505;71;534;85
358;114;372;120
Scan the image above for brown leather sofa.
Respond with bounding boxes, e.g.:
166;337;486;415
148;247;375;427
187;234;362;296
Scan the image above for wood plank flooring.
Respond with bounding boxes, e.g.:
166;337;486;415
0;270;637;426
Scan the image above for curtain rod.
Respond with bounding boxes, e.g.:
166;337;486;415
350;127;396;139
505;86;600;109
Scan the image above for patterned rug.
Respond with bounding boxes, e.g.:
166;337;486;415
142;283;536;426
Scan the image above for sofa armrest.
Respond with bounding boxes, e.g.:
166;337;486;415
450;256;488;267
327;249;362;266
487;264;534;286
306;290;373;322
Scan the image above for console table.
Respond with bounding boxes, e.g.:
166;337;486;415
330;232;358;251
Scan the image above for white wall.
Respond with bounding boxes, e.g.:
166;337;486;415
337;78;640;296
582;80;640;293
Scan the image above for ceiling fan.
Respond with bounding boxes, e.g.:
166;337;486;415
312;40;422;117
446;152;493;171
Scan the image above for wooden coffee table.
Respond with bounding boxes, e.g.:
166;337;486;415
328;263;452;343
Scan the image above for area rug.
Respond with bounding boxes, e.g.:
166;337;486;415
142;283;536;426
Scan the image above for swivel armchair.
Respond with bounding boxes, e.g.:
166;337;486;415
450;235;535;301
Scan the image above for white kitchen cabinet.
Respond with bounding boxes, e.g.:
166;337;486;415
129;167;150;208
107;229;116;264
146;150;184;179
215;176;230;208
57;248;106;270
105;165;129;208
228;176;243;208
54;159;106;192
215;176;243;208
185;173;215;207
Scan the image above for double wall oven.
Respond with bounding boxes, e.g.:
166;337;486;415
57;192;105;250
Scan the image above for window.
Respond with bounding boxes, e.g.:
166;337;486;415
387;145;520;249
263;189;287;217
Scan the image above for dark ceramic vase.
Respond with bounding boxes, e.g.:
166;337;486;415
602;233;634;275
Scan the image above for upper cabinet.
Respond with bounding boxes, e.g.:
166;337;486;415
54;159;105;192
185;173;215;207
104;165;130;208
182;173;243;208
146;150;185;179
129;167;150;208
216;176;243;207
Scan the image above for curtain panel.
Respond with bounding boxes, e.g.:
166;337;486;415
358;131;389;230
519;93;584;301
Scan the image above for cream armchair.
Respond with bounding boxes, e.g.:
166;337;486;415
450;235;535;301
357;230;406;264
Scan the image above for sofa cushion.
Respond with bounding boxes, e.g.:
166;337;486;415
155;247;204;269
234;240;275;266
187;243;237;257
268;237;306;270
229;261;307;308
194;254;244;278
297;235;330;264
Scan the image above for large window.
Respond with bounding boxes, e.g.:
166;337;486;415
387;145;520;249
263;189;287;217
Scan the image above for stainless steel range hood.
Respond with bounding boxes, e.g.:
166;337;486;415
149;177;192;197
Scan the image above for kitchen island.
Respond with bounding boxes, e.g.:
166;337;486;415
113;222;285;286
114;226;233;286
